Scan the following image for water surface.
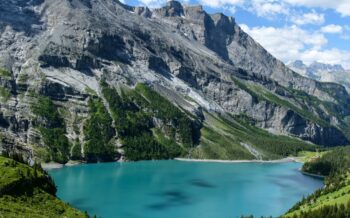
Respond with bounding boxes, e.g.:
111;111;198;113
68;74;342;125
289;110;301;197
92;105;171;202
49;160;323;218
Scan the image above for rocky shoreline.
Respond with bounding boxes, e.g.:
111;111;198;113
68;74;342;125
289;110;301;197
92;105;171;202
41;161;82;170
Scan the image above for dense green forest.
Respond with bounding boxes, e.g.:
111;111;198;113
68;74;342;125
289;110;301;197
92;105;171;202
31;96;70;163
101;82;198;161
0;154;86;217
83;98;116;162
302;146;350;176
29;83;199;162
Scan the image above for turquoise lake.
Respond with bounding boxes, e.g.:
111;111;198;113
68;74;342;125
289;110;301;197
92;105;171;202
49;160;323;218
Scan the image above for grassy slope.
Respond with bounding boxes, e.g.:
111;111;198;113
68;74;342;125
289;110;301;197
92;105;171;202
0;156;86;218
296;151;328;163
190;114;255;160
284;147;350;217
285;174;350;217
191;112;317;160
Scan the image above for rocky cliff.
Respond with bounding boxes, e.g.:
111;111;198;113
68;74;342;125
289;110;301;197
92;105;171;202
0;0;349;163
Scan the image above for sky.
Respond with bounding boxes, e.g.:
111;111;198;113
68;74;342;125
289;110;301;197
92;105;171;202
123;0;350;69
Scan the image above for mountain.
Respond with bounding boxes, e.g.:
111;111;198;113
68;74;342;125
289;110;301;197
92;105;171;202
0;0;350;164
288;60;350;93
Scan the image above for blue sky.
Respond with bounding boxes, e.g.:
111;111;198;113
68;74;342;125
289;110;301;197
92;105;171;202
123;0;350;69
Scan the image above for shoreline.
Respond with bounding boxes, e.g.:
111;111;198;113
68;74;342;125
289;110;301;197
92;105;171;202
41;157;303;170
174;157;301;163
300;170;326;179
41;161;82;170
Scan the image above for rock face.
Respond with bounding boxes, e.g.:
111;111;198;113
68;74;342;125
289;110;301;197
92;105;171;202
0;0;349;162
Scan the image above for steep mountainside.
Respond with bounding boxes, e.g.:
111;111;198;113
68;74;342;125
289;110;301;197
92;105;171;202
288;60;350;93
0;0;349;163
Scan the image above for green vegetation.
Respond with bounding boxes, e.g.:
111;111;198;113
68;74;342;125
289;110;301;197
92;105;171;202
285;173;350;218
297;150;327;163
17;72;28;84
191;112;317;160
235;77;350;144
240;80;329;127
31;96;70;163
232;77;335;127
71;141;82;160
0;86;11;102
0;68;11;78
123;133;177;160
302;146;350;176
0;155;86;218
152;128;185;157
33;147;51;163
285;146;350;217
192;124;255;160
101;82;195;161
83;98;116;162
287;202;350;218
343;116;350;141
84;87;97;96
135;83;195;146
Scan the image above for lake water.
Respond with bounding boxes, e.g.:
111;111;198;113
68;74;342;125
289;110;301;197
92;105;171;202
49;160;323;218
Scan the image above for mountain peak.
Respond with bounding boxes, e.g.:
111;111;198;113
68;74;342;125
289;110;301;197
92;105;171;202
289;60;306;69
154;0;184;17
310;61;344;72
289;60;345;72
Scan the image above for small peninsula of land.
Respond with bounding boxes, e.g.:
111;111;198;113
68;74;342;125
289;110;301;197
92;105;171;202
284;146;350;217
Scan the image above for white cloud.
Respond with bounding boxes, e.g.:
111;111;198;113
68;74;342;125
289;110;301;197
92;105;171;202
337;2;350;17
240;24;350;69
223;6;237;14
196;0;350;17
282;0;350;17
300;48;350;69
249;0;289;17
137;0;166;8
292;11;325;25
133;0;350;17
321;24;343;34
241;25;327;59
198;0;244;8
